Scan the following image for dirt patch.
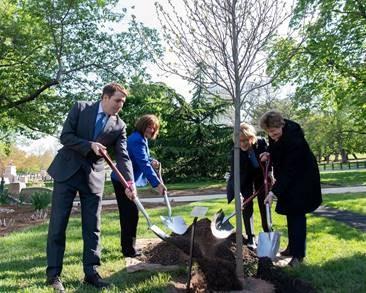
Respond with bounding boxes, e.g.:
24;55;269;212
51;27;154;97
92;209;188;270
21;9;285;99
0;205;48;237
135;218;316;293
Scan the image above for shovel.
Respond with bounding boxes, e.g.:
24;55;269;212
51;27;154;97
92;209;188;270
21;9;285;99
210;186;264;239
156;164;188;235
257;156;280;259
99;149;169;241
160;190;188;235
257;203;280;260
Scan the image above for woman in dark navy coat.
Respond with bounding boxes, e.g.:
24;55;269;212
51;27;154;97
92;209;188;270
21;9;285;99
227;122;270;249
260;110;322;266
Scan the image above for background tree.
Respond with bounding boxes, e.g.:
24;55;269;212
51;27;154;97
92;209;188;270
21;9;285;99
123;78;232;182
155;0;293;277
0;0;161;139
267;0;366;129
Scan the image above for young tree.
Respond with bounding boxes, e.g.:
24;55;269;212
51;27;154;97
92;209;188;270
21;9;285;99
155;0;293;277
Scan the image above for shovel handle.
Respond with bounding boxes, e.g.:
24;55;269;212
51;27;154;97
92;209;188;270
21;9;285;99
133;197;153;227
156;164;172;218
99;149;130;189
163;191;172;218
265;203;273;231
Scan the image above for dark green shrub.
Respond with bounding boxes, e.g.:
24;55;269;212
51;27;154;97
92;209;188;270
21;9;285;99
31;191;51;211
0;189;9;205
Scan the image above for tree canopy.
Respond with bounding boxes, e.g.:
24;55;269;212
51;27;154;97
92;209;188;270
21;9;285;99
0;0;162;138
267;0;366;126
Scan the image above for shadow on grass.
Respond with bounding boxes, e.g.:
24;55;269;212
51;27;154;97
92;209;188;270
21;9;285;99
309;215;365;242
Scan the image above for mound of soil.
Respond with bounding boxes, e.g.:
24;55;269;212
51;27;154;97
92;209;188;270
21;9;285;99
138;218;316;292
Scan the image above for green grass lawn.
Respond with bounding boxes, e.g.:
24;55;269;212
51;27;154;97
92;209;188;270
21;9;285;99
322;192;366;215
1;195;366;292
320;169;366;186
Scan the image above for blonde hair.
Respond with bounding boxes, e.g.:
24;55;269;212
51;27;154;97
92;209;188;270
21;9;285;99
260;110;285;130
135;114;160;140
236;122;257;144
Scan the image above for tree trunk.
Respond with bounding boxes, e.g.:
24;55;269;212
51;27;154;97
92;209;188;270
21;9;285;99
341;149;348;163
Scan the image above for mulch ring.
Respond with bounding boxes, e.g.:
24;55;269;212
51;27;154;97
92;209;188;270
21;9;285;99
132;218;316;293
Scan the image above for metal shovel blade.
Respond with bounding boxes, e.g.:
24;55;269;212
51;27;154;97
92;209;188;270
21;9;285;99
160;191;188;235
257;203;280;259
257;231;280;260
160;215;188;235
149;224;170;241
210;209;235;239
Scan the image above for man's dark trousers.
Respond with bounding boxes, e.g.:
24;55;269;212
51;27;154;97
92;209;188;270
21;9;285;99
46;168;103;277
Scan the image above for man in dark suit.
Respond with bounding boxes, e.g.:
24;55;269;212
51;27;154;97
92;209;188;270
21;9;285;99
46;83;136;291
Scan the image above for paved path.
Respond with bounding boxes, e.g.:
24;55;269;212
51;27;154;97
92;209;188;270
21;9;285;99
85;185;366;233
95;185;366;206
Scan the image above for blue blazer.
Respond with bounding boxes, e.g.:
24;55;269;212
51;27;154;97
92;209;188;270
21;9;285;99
112;131;160;187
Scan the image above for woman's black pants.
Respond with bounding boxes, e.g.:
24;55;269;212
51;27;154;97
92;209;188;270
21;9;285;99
112;179;139;255
287;213;306;258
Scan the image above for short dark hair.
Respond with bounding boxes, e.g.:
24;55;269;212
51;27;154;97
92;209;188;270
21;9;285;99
135;114;160;140
260;110;285;130
101;83;128;99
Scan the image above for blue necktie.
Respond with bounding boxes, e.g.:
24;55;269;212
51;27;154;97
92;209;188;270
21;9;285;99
93;112;106;140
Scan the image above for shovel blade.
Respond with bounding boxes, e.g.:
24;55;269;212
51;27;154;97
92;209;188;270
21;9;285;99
160;215;188;235
257;231;281;260
210;209;235;239
150;224;169;240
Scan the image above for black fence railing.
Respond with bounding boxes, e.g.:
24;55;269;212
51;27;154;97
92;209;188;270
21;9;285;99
318;160;366;171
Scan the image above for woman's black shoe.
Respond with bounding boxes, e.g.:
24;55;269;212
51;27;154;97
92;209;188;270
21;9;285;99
279;246;292;257
288;257;304;267
123;249;142;258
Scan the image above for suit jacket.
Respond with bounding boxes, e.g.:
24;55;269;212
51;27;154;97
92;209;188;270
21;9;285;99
226;138;267;203
47;101;133;194
269;119;322;215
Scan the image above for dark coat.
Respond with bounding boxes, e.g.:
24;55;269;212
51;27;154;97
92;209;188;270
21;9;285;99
47;101;134;194
269;119;322;215
227;138;267;203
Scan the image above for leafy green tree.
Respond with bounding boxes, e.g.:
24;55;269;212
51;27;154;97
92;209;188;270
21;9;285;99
267;0;366;126
0;0;161;138
122;77;232;182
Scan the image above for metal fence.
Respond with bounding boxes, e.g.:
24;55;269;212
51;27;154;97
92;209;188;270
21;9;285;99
318;160;366;171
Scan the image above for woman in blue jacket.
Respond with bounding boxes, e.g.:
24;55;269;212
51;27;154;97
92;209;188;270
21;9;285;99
111;114;166;257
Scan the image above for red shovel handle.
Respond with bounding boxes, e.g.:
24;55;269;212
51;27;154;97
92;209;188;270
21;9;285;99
99;149;130;189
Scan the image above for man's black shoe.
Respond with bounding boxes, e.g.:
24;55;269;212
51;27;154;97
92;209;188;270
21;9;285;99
46;276;65;292
84;273;110;289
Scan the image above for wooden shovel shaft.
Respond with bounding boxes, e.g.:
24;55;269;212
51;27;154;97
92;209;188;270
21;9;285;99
99;149;130;189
